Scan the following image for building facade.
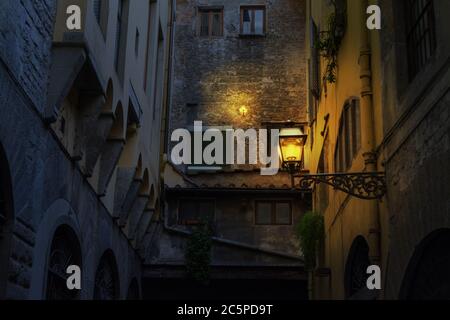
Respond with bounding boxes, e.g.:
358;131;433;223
146;0;311;299
306;0;450;300
0;0;173;299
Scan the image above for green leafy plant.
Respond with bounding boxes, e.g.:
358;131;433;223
296;211;324;270
315;0;347;84
185;218;212;284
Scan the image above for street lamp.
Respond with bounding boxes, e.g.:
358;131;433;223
279;126;386;200
279;127;307;174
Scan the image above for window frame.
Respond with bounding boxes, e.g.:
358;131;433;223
334;99;361;172
405;0;437;81
240;5;267;36
198;7;224;38
255;200;293;226
177;198;216;225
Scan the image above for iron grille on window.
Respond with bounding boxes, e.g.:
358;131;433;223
406;0;436;80
335;99;361;172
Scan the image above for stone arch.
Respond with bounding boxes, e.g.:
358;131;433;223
123;170;152;240
135;154;143;179
139;169;151;197
126;278;140;300
0;142;14;298
82;79;116;176
29;199;83;299
344;236;371;299
113;153;143;219
46;225;82;300
399;229;450;300
96;103;127;195
94;249;120;300
104;80;114;112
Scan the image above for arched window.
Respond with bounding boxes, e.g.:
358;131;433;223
46;225;82;300
400;229;450;299
335;98;361;172
94;250;120;300
344;236;371;299
0;143;14;298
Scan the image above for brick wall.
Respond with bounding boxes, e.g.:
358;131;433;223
170;0;307;132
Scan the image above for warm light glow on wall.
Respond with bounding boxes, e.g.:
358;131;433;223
239;106;249;117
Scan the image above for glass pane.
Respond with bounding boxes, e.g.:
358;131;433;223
200;12;209;36
242;9;251;34
256;202;272;224
275;203;291;225
212;13;221;36
254;10;264;34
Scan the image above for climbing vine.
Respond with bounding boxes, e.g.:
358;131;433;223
185;218;213;284
315;0;347;84
295;211;324;271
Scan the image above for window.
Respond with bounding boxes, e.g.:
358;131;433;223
309;19;321;101
115;0;127;72
135;28;140;57
255;201;292;225
93;0;108;38
93;0;102;23
144;2;155;91
46;226;82;300
406;0;436;80
335;99;361;172
240;6;266;36
199;8;223;37
186;127;231;173
178;199;215;225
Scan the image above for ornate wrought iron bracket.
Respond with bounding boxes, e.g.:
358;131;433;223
293;172;386;200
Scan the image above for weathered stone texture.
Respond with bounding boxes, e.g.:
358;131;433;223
0;0;142;299
170;0;307;132
0;0;55;112
384;89;450;298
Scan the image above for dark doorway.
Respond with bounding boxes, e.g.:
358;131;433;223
142;278;308;301
344;236;371;299
94;250;120;300
400;229;450;300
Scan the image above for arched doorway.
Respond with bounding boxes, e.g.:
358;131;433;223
344;236;371;299
94;250;120;300
0;143;14;298
126;278;140;300
46;225;82;300
400;229;450;300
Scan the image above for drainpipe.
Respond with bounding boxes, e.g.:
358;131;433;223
359;0;381;266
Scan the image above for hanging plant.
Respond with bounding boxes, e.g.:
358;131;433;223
295;211;324;270
315;0;347;84
185;218;212;284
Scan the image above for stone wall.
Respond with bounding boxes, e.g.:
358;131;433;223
0;0;142;300
170;0;307;132
379;0;450;299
